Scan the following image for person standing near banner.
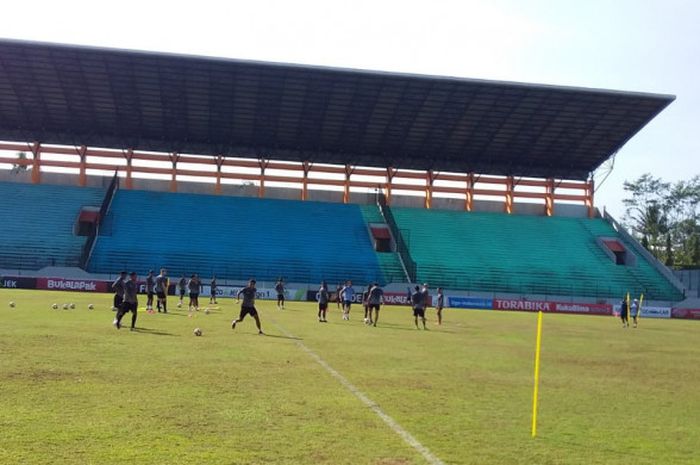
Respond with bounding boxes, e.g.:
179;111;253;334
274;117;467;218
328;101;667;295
630;298;640;328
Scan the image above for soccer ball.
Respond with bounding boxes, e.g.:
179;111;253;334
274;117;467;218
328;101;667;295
52;303;58;310
88;304;94;310
9;301;15;308
177;302;182;308
69;303;75;309
193;328;202;337
204;308;210;314
62;304;69;310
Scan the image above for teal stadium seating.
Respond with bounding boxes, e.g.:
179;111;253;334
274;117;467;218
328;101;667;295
88;190;388;285
390;207;683;301
0;182;104;269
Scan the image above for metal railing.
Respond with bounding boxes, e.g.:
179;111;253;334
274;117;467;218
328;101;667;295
376;192;416;282
80;172;119;268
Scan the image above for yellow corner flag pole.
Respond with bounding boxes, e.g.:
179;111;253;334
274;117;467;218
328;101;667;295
531;310;544;438
638;293;644;321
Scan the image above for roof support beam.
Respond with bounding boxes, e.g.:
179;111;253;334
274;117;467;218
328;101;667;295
30;141;41;184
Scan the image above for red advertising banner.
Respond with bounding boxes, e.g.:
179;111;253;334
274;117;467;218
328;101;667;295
671;308;700;320
36;277;110;293
493;299;612;315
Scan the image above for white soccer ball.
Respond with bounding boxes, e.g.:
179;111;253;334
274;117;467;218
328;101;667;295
52;303;58;310
88;304;94;310
193;328;202;336
69;303;75;309
9;301;15;308
204;308;210;314
177;302;182;308
62;304;69;310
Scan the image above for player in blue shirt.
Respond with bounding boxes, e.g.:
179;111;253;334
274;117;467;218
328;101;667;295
340;281;355;321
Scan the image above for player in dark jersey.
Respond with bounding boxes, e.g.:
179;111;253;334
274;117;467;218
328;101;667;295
619;298;630;328
112;271;127;311
188;274;202;312
316;281;330;322
336;284;343;309
113;272;138;331
209;276;218;304
155;268;168;313
367;283;384;327
177;275;187;306
275;279;285;310
145;270;155;313
231;279;263;335
435;287;445;325
411;285;427;329
362;284;372;325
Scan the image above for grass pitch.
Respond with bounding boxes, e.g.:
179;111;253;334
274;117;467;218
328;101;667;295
1;289;699;465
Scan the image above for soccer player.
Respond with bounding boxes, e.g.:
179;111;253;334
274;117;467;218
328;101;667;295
177;275;187;306
631;298;640;328
113;272;138;331
411;285;427;329
210;276;218;304
231;279;264;335
145;270;155;313
336;283;343;309
317;281;330;322
188;274;202;311
619;298;630;328
111;271;126;311
340;280;354;320
275;278;285;310
362;284;372;324
367;283;384;327
435;287;445;325
155;268;168;313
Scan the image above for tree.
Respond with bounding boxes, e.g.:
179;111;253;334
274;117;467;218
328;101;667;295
11;152;28;174
623;173;700;267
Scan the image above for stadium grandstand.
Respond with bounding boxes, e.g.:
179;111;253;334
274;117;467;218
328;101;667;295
0;39;685;302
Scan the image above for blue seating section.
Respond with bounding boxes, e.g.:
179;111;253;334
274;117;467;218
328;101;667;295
88;190;386;285
0;182;104;269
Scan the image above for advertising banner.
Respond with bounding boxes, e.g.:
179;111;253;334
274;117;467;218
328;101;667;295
671;308;700;320
640;306;671;319
493;299;612;315
37;277;110;292
448;296;493;309
0;276;38;289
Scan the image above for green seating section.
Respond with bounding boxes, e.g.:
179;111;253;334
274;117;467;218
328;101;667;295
391;207;683;301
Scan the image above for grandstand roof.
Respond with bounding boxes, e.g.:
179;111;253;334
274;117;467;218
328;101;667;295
0;39;674;179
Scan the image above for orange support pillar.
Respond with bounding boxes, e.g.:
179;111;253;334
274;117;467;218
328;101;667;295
215;155;224;195
169;153;179;192
301;161;312;201
465;173;474;211
124;149;134;189
343;165;352;204
30;141;41;184
424;170;434;209
586;179;595;217
385;167;397;205
78;145;87;187
505;176;514;214
545;178;554;216
258;159;269;198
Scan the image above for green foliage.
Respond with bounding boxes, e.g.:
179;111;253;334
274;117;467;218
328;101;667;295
623;174;700;267
2;289;700;465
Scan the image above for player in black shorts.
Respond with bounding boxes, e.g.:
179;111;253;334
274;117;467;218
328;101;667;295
113;272;138;331
316;281;329;322
155;268;168;313
188;274;202;312
367;283;384;327
210;276;218;304
145;270;155;313
177;275;187;306
435;287;445;325
112;271;126;311
362;284;372;324
411;285;427;329
275;278;285;310
231;279;264;335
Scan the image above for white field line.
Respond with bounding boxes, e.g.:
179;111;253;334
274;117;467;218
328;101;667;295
272;321;447;465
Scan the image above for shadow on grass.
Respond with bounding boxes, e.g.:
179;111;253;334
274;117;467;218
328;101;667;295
263;333;303;341
133;327;178;337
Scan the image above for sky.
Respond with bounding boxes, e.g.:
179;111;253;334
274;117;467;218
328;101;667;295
1;0;698;218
